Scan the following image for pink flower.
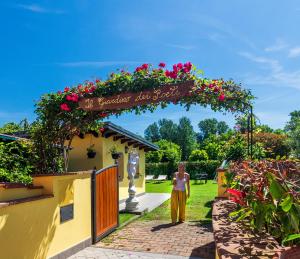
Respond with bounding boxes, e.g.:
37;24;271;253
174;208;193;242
141;63;149;70
183;67;189;73
66;93;79;102
183;62;192;71
172;64;178;73
57;91;62;95
218;93;225;101
165;70;171;77
60;103;71;112
159;62;166;68
177;63;183;69
170;71;178;79
64;87;70;92
214;87;219;93
95;79;100;83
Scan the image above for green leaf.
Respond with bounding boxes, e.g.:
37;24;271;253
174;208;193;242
236;210;252;222
280;195;293;212
269;179;284;200
282;234;300;245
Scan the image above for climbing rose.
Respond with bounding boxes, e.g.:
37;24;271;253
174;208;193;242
183;62;192;71
66;93;79;102
64;87;70;92
60;103;71;112
159;62;166;68
99;127;105;133
218;93;225;101
141;64;149;70
95;79;100;83
57;91;62;95
177;63;183;69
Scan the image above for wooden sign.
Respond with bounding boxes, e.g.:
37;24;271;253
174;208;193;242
78;81;194;111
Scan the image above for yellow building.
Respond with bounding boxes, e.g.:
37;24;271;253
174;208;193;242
0;122;158;259
67;122;158;201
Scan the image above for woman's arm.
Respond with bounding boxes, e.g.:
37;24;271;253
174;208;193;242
186;173;190;198
172;172;177;186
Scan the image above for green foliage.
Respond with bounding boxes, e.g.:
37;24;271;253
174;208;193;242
176;117;197;160
198;118;229;140
224;134;247;161
146;160;219;179
189;149;209;161
146;139;181;163
285;110;300;158
252;132;290;159
158;119;178;143
144;122;161;142
227;160;300;246
0;119;30;134
0;141;33;184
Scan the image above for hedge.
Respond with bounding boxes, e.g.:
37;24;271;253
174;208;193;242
145;160;220;180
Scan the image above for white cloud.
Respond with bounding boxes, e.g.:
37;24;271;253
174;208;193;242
264;39;288;52
57;61;142;68
239;52;300;90
288;47;300;58
239;52;282;72
16;4;64;14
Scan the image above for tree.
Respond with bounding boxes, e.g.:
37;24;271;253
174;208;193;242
158;119;178;143
198;118;229;141
177;117;197;160
285;110;300;158
0;122;23;134
189;150;208;161
146;139;181;163
144;122;161;142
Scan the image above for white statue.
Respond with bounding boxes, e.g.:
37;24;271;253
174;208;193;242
125;150;139;211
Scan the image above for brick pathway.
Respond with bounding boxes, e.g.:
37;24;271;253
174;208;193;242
69;247;202;259
96;220;215;258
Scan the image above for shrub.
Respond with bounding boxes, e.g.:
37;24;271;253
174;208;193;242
188;149;209;161
0;140;34;184
146;160;220;179
226;160;300;246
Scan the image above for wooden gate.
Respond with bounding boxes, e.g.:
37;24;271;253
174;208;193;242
91;165;119;243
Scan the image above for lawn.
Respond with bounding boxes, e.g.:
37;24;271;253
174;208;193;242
141;180;217;222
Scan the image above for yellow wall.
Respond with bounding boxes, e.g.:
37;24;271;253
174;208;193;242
68;134;146;200
0;186;43;202
0;173;91;259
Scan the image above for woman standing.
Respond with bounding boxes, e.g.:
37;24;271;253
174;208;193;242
171;162;190;224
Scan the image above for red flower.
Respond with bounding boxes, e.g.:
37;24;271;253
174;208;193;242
66;93;79;102
165;70;171;77
77;84;82;89
172;64;178;73
99;127;105;133
218;93;225;101
135;66;142;72
183;67;189;73
184;62;192;71
64;87;70;92
95;79;100;83
99;112;108;118
57;91;62;95
60;103;71;112
214;87;219;93
170;71;178;79
141;63;149;70
177;63;183;69
159;62;166;68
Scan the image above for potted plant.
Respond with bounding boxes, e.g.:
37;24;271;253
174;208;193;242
109;146;120;160
87;145;96;159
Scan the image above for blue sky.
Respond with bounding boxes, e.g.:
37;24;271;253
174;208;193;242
1;0;300;135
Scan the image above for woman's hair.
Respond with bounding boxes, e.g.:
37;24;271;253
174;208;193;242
178;162;186;168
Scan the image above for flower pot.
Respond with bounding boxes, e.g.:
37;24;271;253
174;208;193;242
111;153;120;160
87;151;96;159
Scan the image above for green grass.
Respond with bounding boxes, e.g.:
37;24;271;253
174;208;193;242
119;213;135;225
142;180;217;222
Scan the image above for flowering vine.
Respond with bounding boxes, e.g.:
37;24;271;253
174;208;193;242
34;62;254;173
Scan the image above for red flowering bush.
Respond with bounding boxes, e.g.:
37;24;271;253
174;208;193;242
226;160;300;246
